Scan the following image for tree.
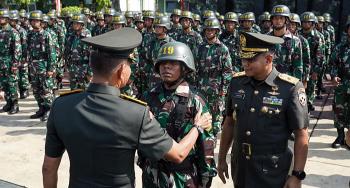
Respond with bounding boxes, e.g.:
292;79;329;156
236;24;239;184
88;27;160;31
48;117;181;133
95;0;112;11
14;0;38;7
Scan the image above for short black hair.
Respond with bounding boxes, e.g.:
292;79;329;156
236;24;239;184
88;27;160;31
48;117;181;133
90;50;127;77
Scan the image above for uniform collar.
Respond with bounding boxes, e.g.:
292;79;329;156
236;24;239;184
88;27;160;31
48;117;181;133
151;81;190;97
86;83;121;96
242;67;279;87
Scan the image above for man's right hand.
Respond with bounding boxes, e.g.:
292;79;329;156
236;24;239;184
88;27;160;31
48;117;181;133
217;160;230;184
194;112;212;131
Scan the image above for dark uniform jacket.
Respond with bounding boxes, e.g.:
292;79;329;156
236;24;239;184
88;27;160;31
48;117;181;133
45;83;173;188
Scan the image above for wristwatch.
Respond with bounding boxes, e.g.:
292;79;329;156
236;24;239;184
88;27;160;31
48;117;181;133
292;170;306;180
194;124;204;134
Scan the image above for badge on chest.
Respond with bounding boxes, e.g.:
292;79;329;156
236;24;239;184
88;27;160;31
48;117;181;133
233;89;245;99
263;96;283;106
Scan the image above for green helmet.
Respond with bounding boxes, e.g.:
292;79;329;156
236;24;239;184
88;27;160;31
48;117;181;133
259;13;271;22
171;9;181;17
180;10;193;21
154;15;171;30
202;10;216;20
72;14;86;25
134;15;144;23
9;10;19;20
96;11;104;20
193;14;201;22
323;13;331;23
82;7;90;15
218;15;224;21
224;12;238;22
155;11;164;17
317;16;325;23
104;8;116;16
47;10;57;19
239;12;255;22
155;42;195;73
301;12;317;22
125;11;133;18
29;10;43;20
203;17;221;30
143;10;155;19
270;5;290;18
289;13;301;25
19;9;26;17
0;9;10;18
42;14;49;23
112;13;126;24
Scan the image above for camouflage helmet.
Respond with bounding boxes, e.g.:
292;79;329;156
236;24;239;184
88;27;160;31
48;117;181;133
289;13;301;25
270;5;290;18
42;14;49;23
125;11;133;18
154;15;171;30
29;10;43;20
134;15;144;23
317;16;325;23
0;9;10;18
224;12;238;22
112;13;126;24
323;13;331;23
104;8;116;16
301;12;317;22
143;10;155;19
180;10;193;21
19;9;26;17
259;13;271;22
72;14;86;25
202;10;216;19
155;41;195;73
171;9;181;17
96;11;104;20
203;17;221;30
82;7;90;15
239;12;255;22
9;10;19;20
47;10;57;19
193;13;201;22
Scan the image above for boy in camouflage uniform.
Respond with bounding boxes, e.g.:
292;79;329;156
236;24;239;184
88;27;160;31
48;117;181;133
0;9;22;114
140;42;217;188
197;17;233;136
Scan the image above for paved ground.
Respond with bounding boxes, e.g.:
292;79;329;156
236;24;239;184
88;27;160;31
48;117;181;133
0;82;349;188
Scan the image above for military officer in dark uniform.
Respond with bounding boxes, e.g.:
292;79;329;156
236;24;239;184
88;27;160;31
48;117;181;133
217;32;309;188
42;28;209;188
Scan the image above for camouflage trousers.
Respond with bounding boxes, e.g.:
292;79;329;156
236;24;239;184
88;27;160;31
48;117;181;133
54;59;65;89
18;63;30;91
206;94;225;136
0;68;18;102
30;73;54;108
333;83;350;129
68;64;92;90
306;79;317;104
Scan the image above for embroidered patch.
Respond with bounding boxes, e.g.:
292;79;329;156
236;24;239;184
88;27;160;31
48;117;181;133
298;88;307;106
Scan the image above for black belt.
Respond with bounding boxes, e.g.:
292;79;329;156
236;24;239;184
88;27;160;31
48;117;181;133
241;143;287;156
150;158;195;173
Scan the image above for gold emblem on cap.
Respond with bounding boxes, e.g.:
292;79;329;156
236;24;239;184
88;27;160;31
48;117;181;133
240;34;246;48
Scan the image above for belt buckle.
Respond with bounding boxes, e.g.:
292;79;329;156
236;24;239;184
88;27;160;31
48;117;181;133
242;143;251;156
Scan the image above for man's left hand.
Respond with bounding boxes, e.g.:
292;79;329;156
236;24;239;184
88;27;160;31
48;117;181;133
283;176;301;188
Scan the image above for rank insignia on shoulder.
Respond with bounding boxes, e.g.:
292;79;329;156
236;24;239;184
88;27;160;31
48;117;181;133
59;89;83;97
120;94;147;106
233;71;246;78
278;74;299;85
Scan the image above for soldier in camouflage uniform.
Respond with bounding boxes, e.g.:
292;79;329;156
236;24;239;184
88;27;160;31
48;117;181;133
140;42;217;188
0;9;22;114
47;11;66;89
193;13;202;34
197;17;233;136
103;8;116;31
134;14;144;33
238;12;260;33
92;12;108;36
323;13;336;50
218;15;225;29
219;12;241;72
82;8;95;32
27;10;56;121
258;12;272;34
269;5;303;80
9;10;30;99
169;9;182;40
300;12;325;111
289;13;312;87
125;11;136;28
329;18;350;149
65;14;92;91
19;9;32;32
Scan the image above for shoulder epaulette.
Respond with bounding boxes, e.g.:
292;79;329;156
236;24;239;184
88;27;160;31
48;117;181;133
59;89;83;97
120;94;147;106
233;71;246;78
278;74;299;85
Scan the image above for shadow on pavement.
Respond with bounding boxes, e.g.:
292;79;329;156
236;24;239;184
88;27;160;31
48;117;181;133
6;128;46;136
303;174;350;188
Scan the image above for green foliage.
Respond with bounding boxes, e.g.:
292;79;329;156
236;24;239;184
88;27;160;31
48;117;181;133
14;0;38;6
95;0;111;11
61;6;81;15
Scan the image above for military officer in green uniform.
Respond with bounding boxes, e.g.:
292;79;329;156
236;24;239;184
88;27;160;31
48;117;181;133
169;9;182;40
0;9;22;114
218;32;309;188
329;18;350;149
42;28;206;188
269;5;303;80
140;41;216;188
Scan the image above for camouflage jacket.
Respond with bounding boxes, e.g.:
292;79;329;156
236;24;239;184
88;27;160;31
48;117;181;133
268;30;303;80
219;29;241;72
0;24;22;69
326;25;336;49
168;23;182;40
299;29;325;73
65;29;91;66
45;28;59;63
27;28;56;73
296;34;311;81
49;23;66;57
176;29;203;58
330;38;350;81
91;24;108;36
197;38;233;96
140;28;155;60
142;81;217;187
13;24;27;62
318;29;331;57
146;35;175;65
86;19;96;32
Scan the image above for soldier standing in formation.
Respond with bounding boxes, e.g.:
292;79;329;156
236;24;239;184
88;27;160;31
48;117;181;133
238;12;259;33
168;9;182;40
258;12;272;34
91;12;108;36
